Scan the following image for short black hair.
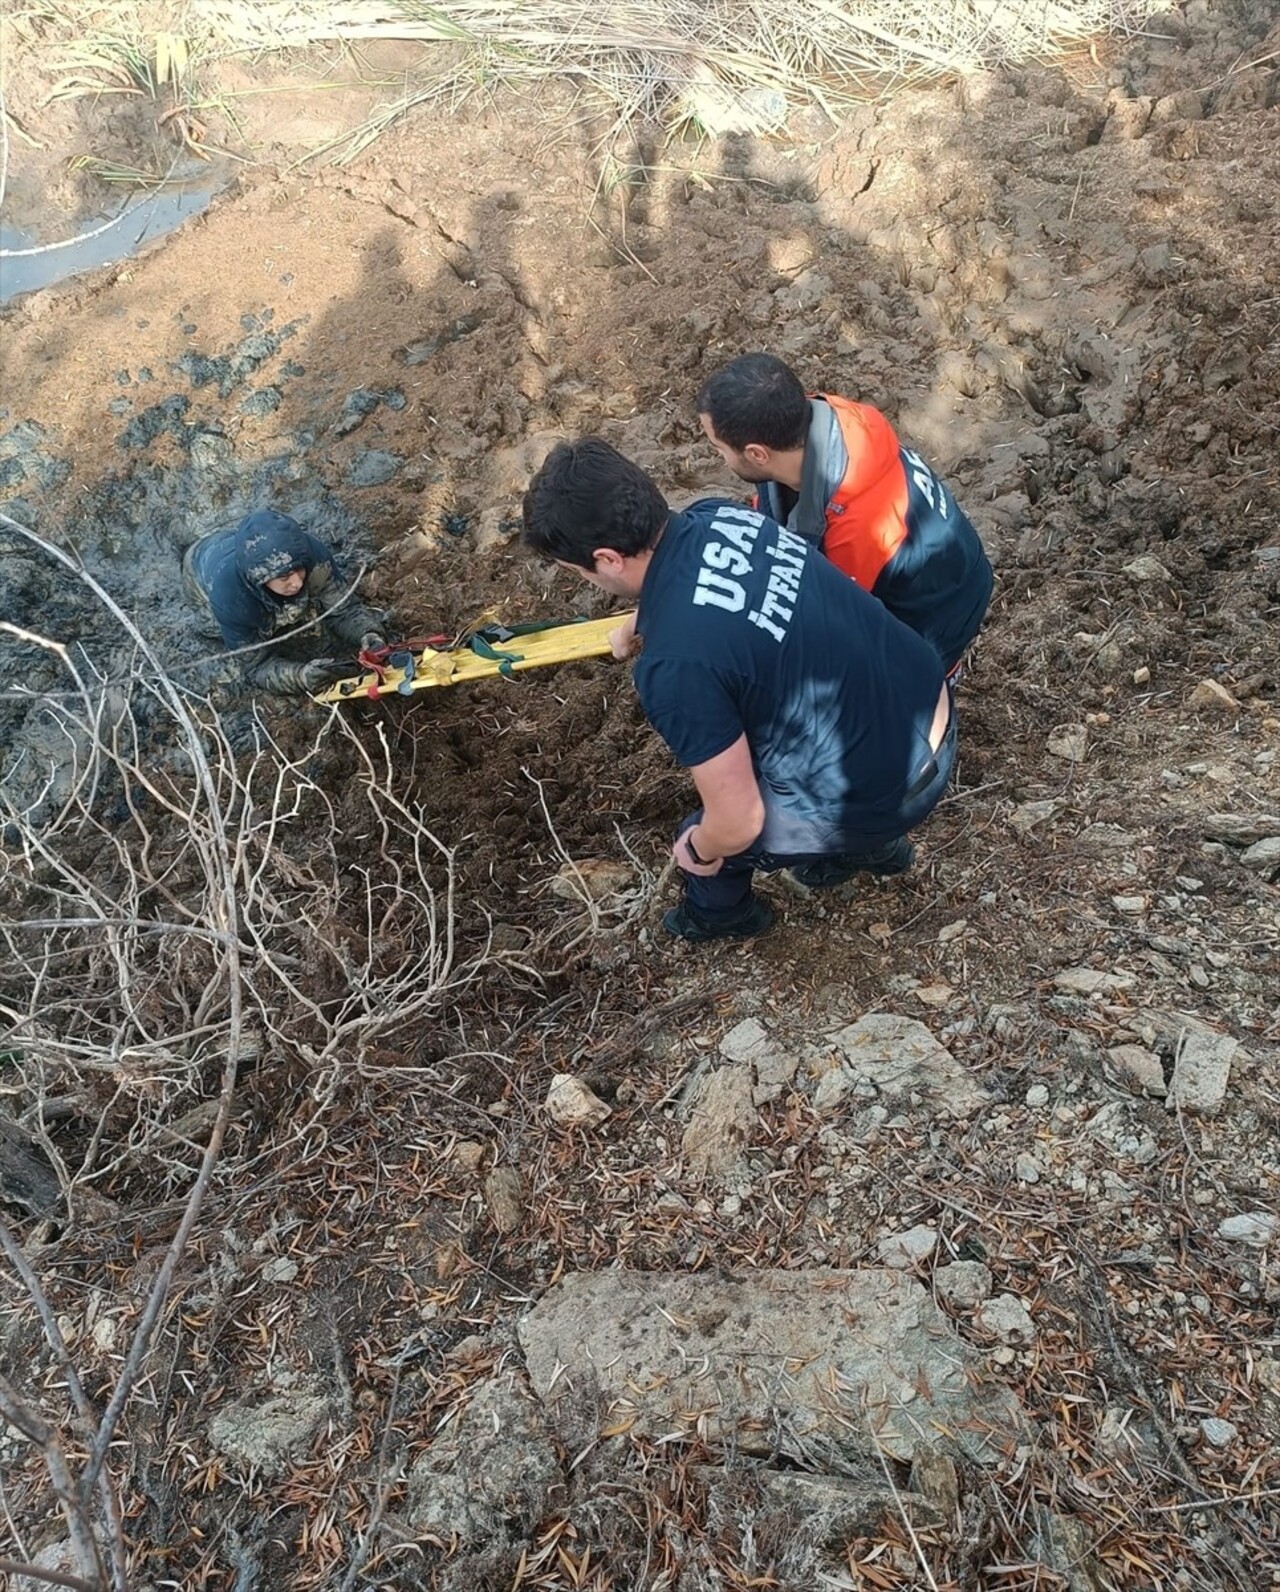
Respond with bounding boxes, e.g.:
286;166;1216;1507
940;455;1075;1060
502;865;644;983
522;436;668;569
695;353;810;452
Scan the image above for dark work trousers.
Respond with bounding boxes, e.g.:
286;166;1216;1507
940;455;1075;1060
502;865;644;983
677;710;957;918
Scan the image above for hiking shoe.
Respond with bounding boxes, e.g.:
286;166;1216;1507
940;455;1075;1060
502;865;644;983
662;895;775;942
789;838;916;891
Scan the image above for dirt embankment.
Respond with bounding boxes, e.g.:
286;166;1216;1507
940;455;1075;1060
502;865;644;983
1;3;1279;1589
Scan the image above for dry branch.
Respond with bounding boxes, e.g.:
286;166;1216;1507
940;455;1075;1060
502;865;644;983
0;511;481;1578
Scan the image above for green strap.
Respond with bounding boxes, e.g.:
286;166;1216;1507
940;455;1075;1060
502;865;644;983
468;631;524;677
466;618;591;677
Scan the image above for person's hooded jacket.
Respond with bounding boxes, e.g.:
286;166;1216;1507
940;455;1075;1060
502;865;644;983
183;509;382;692
754;396;992;674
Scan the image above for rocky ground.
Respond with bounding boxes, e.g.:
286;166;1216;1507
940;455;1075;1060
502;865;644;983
1;3;1279;1589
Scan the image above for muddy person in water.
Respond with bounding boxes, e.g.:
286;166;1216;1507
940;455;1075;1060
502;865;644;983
183;509;386;694
522;437;955;943
696;352;993;678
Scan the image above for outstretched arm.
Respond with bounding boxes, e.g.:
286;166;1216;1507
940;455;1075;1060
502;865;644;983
310;560;387;649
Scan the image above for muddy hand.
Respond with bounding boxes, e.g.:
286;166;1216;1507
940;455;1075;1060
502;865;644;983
300;657;352;692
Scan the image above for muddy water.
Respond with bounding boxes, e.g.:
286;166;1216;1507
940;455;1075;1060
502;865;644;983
0;303;381;818
0;182;220;302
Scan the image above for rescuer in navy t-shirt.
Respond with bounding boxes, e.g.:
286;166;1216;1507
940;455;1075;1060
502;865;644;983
521;437;955;943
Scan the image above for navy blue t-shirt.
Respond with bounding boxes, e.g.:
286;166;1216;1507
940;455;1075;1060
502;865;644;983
634;499;945;851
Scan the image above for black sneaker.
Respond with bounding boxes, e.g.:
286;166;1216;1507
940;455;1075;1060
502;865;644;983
662;895;775;942
789;838;916;890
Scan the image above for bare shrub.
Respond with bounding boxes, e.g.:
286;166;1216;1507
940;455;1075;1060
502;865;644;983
0;516;485;1587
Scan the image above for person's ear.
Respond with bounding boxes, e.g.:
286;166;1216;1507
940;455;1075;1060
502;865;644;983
591;548;626;575
743;443;771;468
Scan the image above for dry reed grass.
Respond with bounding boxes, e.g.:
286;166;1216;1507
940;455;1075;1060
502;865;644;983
24;0;1165;159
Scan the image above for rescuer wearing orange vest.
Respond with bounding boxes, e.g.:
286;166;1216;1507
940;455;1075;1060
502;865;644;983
695;352;993;676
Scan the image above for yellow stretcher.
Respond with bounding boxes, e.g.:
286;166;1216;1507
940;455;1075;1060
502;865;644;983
314;613;634;704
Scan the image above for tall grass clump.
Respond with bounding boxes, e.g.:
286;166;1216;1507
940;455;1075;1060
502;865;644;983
30;1;1166;156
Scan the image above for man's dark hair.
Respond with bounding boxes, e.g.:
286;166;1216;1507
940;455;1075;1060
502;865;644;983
695;352;810;453
522;436;668;569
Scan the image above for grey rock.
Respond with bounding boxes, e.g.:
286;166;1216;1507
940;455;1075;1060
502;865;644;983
1047;723;1087;762
396;314;483;366
935;1261;993;1311
543;1074;611;1129
118;393;190;449
720;1017;798;1104
1240;837;1280;877
1164;1013;1237;1116
484;1166;523;1234
813;1059;854;1114
1138;241;1181;286
9;1540;79;1592
1029;1506;1107;1592
346;449;403;488
976;1292;1035;1345
822;1013;990;1119
1202;812;1280;845
909;1448;960;1520
1097;1404;1159;1459
682;1064;756;1180
698;1463;932;1548
1077;823;1135;853
11;451;63;496
1054;967;1135;996
0;418;48;456
1216;1212;1277;1247
404;1377;562;1542
474;504;519;554
0;1116;62;1218
519;1269;1022;1466
877;1224;937;1269
719;1016;774;1066
208;1379;331;1476
1025;1084;1050;1107
1152;89;1204;123
453;1139;485;1172
986;1002;1032;1040
1009;799;1062;835
1015;1153;1041;1184
1200;1417;1237;1449
1122;553;1172;582
1094;640;1124;675
1103;93;1153;142
1106;1043;1166;1098
1111;894;1147;914
1188;678;1238;714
